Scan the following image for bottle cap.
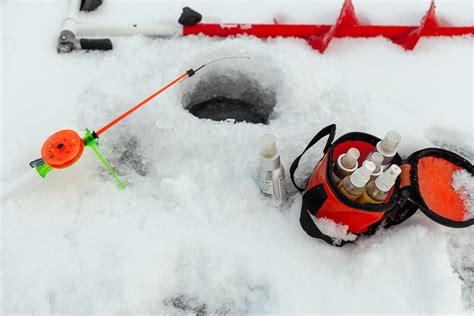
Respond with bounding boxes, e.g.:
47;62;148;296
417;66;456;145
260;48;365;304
350;161;376;188
375;164;402;192
369;152;384;173
380;130;401;155
260;134;278;158
345;148;360;164
340;148;360;170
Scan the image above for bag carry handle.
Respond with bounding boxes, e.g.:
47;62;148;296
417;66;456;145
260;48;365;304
290;124;336;192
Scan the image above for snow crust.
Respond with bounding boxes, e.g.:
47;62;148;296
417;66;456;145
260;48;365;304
1;0;473;314
453;170;474;220
312;216;357;243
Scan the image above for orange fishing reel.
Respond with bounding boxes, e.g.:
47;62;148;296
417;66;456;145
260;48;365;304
30;129;125;188
40;129;84;169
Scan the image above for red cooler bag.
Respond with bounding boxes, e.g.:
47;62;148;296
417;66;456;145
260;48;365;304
290;124;473;246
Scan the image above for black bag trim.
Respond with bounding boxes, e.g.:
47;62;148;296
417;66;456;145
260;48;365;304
301;184;384;246
290;124;336;192
407;148;474;228
382;186;419;228
303;184;327;216
301;185;351;246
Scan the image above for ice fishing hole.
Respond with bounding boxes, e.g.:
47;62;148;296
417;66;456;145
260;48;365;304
182;71;276;124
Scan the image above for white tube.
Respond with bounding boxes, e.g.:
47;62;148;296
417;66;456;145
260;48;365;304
1;169;43;202
76;23;182;37
61;0;81;33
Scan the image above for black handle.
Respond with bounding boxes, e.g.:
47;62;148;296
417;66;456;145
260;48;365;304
80;39;113;51
290;124;336;192
80;0;103;12
29;158;45;168
178;7;202;26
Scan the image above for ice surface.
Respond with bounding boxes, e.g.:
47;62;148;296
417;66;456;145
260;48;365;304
452;170;474;220
1;0;473;314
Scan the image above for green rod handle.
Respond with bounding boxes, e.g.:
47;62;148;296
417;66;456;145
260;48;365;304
84;129;125;189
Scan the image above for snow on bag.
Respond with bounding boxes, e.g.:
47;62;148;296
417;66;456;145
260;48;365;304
452;170;474;219
290;124;474;246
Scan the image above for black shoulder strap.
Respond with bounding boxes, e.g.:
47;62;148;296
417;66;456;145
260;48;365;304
290;124;336;192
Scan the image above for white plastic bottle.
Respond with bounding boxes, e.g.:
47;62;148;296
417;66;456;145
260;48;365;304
365;151;384;180
331;148;360;185
358;164;402;204
372;130;401;169
338;161;376;201
258;134;285;203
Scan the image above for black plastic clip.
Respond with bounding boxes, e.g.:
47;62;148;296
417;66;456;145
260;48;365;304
178;7;202;26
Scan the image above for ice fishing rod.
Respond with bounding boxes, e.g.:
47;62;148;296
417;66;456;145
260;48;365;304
30;56;250;188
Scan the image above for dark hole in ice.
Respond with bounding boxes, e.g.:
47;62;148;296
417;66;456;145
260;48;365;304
183;72;276;124
190;96;269;124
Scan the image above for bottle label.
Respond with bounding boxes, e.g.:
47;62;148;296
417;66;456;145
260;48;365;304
259;175;285;200
260;179;274;196
357;190;383;205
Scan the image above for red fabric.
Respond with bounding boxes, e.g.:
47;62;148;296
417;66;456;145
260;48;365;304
400;164;411;188
417;157;466;221
306;154;385;234
332;140;375;165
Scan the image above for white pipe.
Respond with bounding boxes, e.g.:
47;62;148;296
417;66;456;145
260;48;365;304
1;169;43;203
61;0;81;33
76;23;182;37
60;0;182;39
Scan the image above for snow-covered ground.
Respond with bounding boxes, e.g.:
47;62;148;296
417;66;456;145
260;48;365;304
1;0;473;314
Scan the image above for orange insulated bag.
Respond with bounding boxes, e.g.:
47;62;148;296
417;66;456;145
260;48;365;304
290;124;473;246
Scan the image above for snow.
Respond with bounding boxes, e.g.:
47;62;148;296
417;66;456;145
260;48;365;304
1;0;473;314
312;217;357;243
453;170;474;220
